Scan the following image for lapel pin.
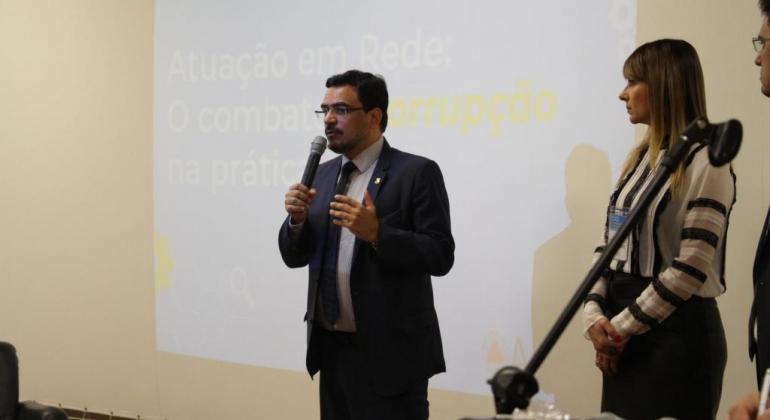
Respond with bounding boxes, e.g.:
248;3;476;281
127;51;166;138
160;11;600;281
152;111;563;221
374;177;382;185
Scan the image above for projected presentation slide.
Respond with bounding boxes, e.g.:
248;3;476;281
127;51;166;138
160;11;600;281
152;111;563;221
154;0;636;395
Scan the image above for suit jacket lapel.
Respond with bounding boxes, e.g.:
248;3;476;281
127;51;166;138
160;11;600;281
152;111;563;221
352;139;393;259
751;205;770;359
754;205;770;280
367;139;392;202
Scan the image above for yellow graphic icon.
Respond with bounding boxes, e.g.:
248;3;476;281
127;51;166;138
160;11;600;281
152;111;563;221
485;332;505;365
154;230;175;291
484;333;531;366
512;336;529;367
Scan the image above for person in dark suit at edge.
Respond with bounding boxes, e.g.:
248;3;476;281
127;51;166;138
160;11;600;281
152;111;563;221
278;69;454;420
728;1;770;419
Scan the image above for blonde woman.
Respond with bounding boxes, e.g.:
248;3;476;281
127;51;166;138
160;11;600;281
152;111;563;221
582;39;735;420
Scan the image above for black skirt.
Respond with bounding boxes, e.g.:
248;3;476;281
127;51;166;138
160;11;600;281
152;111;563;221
601;271;727;420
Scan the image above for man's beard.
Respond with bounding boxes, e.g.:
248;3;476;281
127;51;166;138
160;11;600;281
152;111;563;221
328;139;353;154
326;126;355;154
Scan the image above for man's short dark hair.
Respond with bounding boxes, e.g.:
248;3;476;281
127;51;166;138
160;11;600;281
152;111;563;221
762;0;770;18
326;70;388;132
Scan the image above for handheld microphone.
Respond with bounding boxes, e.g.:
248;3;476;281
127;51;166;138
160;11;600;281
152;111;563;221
679;118;742;167
300;136;327;187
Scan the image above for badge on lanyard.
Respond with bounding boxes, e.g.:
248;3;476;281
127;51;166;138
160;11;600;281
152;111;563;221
607;206;631;263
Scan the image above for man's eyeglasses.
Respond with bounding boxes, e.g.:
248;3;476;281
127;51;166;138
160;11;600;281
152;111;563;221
754;36;769;52
315;105;366;119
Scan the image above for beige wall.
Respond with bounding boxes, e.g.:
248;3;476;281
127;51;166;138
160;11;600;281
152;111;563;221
0;1;767;419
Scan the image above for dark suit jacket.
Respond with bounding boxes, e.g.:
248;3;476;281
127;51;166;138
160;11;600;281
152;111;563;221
750;206;770;387
278;140;455;396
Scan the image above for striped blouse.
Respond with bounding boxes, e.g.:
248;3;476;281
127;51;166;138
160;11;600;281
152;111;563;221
582;143;736;337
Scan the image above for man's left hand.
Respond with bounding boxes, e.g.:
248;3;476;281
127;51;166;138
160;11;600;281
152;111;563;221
330;190;378;243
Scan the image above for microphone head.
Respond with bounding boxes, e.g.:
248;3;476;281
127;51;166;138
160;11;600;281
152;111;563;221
708;119;742;167
310;136;327;155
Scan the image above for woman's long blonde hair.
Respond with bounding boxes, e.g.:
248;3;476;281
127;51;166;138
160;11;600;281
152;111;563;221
619;39;707;197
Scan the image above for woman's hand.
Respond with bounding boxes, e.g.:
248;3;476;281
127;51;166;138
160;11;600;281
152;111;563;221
588;318;627;376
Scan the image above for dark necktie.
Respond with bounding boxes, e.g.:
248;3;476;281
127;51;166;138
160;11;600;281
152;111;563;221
320;161;356;325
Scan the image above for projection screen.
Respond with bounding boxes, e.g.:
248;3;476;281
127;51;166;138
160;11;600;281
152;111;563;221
154;0;637;396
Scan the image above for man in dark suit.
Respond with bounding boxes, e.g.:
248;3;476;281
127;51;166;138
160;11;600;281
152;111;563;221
730;1;770;418
751;0;770;389
278;70;454;420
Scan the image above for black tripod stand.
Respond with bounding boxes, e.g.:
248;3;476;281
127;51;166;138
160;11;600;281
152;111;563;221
476;118;742;417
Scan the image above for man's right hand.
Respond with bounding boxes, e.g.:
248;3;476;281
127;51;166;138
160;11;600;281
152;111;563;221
285;183;316;224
